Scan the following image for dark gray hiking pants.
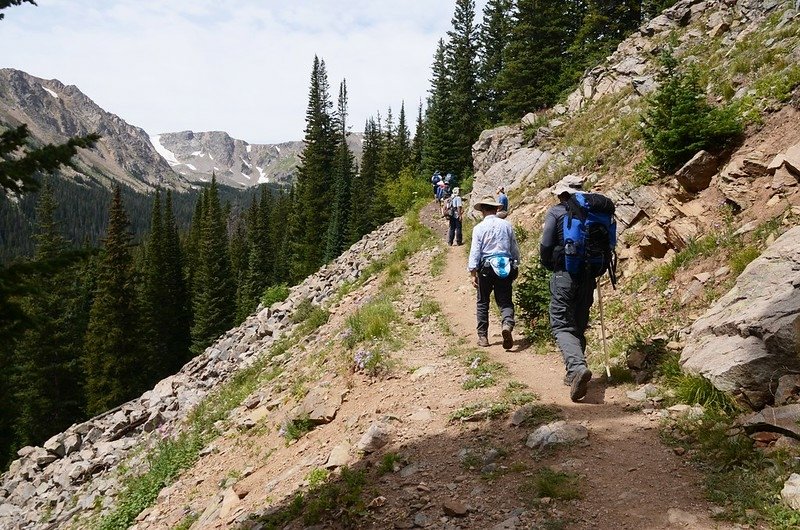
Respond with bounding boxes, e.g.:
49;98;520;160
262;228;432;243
549;270;596;377
476;268;516;337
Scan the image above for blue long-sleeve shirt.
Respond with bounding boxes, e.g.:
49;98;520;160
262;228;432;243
467;215;520;271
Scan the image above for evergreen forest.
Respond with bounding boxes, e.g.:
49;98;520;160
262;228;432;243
0;0;679;470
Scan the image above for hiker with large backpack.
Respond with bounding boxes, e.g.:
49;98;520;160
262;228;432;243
539;175;617;402
447;187;463;246
431;170;442;198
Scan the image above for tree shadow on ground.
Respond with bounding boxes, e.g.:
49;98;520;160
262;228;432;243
232;395;714;530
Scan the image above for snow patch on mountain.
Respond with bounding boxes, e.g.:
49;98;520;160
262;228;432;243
40;85;58;99
150;135;181;166
257;167;268;183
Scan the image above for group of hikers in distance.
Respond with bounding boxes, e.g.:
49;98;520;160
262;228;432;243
433;170;618;403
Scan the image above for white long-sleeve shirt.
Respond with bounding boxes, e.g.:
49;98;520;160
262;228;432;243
467;215;520;271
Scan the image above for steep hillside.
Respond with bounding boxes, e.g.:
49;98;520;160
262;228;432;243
154;131;364;189
0;69;189;193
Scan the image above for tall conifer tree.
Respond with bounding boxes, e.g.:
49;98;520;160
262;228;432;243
498;0;574;120
324;80;356;262
411;101;425;171
11;180;87;448
84;186;144;415
446;0;480;175
477;0;512;126
289;56;337;280
190;176;235;354
161;191;191;371
422;40;456;176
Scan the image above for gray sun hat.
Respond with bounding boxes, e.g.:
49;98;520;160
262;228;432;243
552;174;585;196
473;195;503;211
452;187;460;196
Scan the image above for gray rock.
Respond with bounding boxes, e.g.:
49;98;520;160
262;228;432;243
526;421;589;450
414;511;432;527
681;227;800;408
491;515;520;529
740;405;800;439
44;435;65;457
627;384;659;402
325;443;351;469
775;375;800;406
675;150;718;192
781;473;800;510
355;422;392;453
442;500;468;517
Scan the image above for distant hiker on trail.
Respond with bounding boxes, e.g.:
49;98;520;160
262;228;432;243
447;187;463;246
431;170;442;198
436;180;448;215
540;174;617;403
496;187;509;219
468;196;520;350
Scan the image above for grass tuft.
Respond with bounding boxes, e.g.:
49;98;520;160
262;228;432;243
520;468;582;503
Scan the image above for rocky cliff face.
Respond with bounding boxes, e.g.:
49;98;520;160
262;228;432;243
154;130;364;189
0;217;406;530
0;68;190;193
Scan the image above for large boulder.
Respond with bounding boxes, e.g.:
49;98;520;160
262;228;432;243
675;150;719;193
681;226;800;409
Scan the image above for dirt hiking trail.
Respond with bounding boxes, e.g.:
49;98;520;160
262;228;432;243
422;203;733;530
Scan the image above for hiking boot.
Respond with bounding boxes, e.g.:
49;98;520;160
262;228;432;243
501;324;513;350
477;335;489;347
570;367;592;402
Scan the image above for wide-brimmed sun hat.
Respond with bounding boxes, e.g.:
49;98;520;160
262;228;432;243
452;187;460;195
552;174;585;196
473;195;502;211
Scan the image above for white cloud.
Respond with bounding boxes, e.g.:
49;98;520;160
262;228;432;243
1;0;488;143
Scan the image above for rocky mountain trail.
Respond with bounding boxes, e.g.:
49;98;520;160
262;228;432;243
91;202;731;530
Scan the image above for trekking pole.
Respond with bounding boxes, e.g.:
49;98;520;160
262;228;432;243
596;280;612;380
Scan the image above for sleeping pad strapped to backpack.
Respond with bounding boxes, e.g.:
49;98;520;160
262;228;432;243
563;192;618;287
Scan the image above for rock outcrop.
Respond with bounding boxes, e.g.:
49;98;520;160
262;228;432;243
0;218;405;530
681;226;800;409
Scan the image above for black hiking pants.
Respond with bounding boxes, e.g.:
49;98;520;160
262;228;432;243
448;216;462;245
476;266;516;338
549;270;596;378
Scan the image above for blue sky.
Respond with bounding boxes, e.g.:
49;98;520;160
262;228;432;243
1;1;488;144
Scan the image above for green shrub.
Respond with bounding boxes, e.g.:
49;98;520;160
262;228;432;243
729;246;760;275
98;430;205;530
385;168;431;216
344;296;397;348
261;283;290;307
643;49;743;173
520;468;581;503
281;415;315;442
515;263;552;342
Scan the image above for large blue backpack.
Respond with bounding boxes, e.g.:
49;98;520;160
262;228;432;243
562;192;618;287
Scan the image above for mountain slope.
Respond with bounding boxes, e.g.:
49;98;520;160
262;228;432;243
154;130;364;189
0;68;190;193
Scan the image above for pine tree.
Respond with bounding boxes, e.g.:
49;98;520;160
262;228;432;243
324;80;356;262
446;0;480;175
230;216;250;322
498;0;575;120
396;102;412;171
9;180;88;451
349;117;382;242
161;191;191;372
142;190;166;374
477;0;512;126
411;101;426;171
289;56;337;280
84;186;145;415
422;39;456;176
190;176;235;354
